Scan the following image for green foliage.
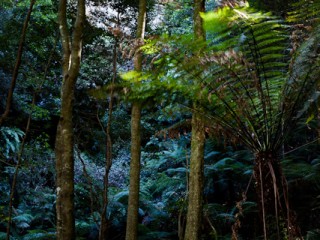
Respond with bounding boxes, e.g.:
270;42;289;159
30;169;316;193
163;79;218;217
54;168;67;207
13;213;34;230
0;232;6;240
75;220;94;238
287;0;320;24
0;127;24;157
154;0;193;35
1;0;320;239
22;230;55;240
306;229;320;240
145;4;320;156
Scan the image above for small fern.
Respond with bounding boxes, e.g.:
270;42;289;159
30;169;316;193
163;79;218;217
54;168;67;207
13;213;34;230
0;232;7;240
22;230;55;240
0;126;24;157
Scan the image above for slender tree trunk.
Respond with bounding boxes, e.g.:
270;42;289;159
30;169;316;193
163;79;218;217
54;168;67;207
55;0;85;239
0;0;36;126
126;102;142;240
5;32;57;240
184;0;206;239
125;1;146;239
5;98;33;240
184;111;205;240
99;19;119;240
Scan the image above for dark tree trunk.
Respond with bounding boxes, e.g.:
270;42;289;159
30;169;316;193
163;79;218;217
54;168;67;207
253;152;302;240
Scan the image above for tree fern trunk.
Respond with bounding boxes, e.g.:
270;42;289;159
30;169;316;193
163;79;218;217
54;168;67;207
253;152;302;240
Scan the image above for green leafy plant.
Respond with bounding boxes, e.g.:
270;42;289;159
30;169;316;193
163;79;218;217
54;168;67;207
0;127;24;158
141;2;320;238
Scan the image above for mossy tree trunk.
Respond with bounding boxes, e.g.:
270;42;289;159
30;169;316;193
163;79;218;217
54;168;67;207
184;0;206;239
55;0;85;239
184;111;205;240
125;0;146;239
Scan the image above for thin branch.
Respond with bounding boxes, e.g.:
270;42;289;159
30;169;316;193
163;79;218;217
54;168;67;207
0;0;36;126
283;138;320;155
6;96;33;240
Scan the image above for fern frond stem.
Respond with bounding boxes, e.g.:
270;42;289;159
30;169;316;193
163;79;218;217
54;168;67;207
267;161;280;240
202;51;266;148
182;102;255;149
224;85;262;147
259;163;267;240
223;77;263;147
215;94;257;144
281;174;292;238
203;76;262;149
283;138;320;155
281;70;311;142
248;26;270;149
270;110;285;152
203;111;258;151
245;173;253;196
227;67;262;124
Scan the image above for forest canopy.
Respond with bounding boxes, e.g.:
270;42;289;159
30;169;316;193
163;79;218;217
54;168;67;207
1;0;320;239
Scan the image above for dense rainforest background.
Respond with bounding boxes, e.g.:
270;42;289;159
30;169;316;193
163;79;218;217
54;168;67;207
1;0;320;239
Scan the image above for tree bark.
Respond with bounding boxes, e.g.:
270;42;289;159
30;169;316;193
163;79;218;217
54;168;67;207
125;0;146;239
184;0;206;239
0;0;36;126
184;111;205;240
55;0;85;239
126;102;142;240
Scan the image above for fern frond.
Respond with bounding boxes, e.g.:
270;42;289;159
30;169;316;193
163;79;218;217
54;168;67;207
287;0;320;24
282;26;320;138
22;230;56;240
0;126;24;157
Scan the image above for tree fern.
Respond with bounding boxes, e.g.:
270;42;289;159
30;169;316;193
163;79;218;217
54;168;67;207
142;2;320;238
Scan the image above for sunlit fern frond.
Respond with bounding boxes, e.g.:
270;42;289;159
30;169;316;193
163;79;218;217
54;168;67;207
142;3;320;155
287;0;320;54
287;0;320;25
282;26;320;133
198;6;290;152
